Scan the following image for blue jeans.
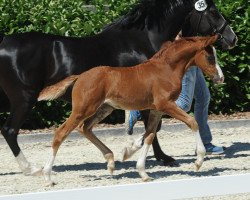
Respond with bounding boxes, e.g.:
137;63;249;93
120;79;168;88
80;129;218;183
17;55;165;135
176;66;212;145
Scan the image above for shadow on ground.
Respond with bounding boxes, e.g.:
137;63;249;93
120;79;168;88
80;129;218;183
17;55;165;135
52;141;250;180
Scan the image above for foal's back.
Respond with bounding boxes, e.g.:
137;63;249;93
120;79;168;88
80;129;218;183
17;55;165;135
72;62;161;110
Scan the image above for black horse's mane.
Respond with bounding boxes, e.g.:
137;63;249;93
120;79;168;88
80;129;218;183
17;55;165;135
103;0;191;32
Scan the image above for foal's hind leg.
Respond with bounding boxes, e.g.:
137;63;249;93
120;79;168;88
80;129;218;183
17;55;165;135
122;134;144;161
122;110;152;161
77;104;116;174
156;101;206;171
122;110;141;161
136;110;162;181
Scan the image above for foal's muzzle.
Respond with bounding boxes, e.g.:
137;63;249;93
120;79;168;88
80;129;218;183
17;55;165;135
212;75;224;84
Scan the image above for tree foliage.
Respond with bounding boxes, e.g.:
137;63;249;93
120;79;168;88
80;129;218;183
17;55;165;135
208;0;249;113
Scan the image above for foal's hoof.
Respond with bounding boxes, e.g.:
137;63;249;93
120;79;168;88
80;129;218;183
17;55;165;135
107;161;115;175
23;165;43;176
195;161;203;172
45;181;57;187
31;168;43;176
104;153;115;174
142;176;153;182
138;170;153;182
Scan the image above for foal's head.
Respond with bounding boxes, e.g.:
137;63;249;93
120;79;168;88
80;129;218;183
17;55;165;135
194;35;224;84
154;35;224;84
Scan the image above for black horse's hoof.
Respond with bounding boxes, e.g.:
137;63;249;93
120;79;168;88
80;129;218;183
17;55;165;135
154;154;180;167
163;160;180;167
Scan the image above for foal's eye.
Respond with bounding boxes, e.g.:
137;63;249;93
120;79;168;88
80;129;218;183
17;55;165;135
206;55;215;65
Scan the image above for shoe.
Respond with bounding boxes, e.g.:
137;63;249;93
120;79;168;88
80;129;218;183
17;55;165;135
205;143;225;155
127;110;141;135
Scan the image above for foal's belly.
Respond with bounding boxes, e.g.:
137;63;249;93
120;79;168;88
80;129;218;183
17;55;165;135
104;97;153;110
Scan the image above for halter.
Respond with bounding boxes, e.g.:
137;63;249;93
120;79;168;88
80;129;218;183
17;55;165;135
204;10;228;40
187;0;228;40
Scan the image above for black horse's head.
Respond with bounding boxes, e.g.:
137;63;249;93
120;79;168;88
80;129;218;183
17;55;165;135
186;0;237;49
104;0;237;50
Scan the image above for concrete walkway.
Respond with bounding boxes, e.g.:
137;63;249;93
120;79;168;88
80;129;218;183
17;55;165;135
0;119;249;144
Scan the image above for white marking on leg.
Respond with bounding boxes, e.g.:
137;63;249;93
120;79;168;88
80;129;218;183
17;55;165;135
104;153;115;175
122;135;144;161
194;131;206;171
43;149;56;186
16;151;30;174
16;151;42;176
134;135;144;148
125;110;130;134
136;143;151;181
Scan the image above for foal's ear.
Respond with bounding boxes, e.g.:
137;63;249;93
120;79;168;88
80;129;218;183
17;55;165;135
203;35;219;47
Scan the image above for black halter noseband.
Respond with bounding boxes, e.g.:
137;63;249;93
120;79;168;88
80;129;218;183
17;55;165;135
203;10;228;40
187;7;228;40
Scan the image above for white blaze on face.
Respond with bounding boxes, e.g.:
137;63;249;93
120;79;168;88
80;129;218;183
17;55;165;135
212;46;224;80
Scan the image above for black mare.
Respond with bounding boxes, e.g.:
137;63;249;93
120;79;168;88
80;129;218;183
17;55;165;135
0;0;237;175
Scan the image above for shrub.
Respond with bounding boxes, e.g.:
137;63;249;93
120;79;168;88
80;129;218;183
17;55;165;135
208;0;249;113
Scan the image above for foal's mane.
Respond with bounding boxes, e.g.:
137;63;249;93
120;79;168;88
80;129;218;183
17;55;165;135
152;37;207;59
103;0;189;31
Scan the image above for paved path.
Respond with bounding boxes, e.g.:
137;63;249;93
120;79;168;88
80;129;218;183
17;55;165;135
0;119;249;197
0;119;249;144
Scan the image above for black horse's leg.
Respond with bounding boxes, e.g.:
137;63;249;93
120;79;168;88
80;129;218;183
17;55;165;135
0;88;10;113
141;110;179;167
152;134;179;167
1;90;42;175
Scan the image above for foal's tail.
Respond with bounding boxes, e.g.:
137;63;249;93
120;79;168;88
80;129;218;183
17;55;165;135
38;75;79;101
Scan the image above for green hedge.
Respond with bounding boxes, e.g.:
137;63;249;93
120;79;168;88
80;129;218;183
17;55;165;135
208;0;249;113
0;0;249;128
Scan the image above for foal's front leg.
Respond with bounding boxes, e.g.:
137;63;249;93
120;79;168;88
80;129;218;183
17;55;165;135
136;110;162;181
157;101;206;171
123;110;177;167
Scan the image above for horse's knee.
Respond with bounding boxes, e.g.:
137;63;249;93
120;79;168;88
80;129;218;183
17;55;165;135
52;125;69;151
1;127;20;156
187;118;198;132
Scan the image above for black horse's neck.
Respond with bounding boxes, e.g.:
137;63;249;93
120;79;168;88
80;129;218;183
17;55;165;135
103;0;195;51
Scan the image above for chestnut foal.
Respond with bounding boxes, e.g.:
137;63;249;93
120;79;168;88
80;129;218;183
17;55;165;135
38;35;223;186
